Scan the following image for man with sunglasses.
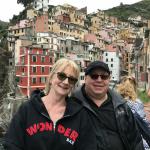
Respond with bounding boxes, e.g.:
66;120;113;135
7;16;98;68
73;61;144;150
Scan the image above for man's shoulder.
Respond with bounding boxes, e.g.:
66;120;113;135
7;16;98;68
108;89;127;109
108;88;122;98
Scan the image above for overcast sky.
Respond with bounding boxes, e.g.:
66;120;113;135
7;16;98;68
1;0;141;22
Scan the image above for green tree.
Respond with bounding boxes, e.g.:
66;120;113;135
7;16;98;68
105;0;150;20
120;2;124;7
17;0;33;7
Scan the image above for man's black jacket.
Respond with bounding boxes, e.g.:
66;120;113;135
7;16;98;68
72;86;144;150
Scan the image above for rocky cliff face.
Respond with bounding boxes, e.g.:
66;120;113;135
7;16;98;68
0;48;27;137
0;48;11;99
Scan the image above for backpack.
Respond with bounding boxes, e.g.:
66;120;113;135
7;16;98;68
134;112;150;147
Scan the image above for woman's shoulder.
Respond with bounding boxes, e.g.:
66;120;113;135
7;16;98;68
127;98;143;105
136;98;143;103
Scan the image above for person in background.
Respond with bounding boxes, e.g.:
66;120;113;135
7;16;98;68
4;58;97;150
116;76;150;150
73;60;144;150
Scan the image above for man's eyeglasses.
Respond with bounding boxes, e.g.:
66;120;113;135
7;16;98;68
57;72;78;85
89;74;110;80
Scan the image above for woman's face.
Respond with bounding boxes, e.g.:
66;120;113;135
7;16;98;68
50;66;78;97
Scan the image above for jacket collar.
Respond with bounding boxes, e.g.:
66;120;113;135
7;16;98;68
73;85;126;110
107;89;126;109
30;89;83;117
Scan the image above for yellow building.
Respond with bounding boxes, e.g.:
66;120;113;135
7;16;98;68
52;21;87;40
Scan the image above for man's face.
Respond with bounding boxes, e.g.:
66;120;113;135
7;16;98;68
85;68;110;97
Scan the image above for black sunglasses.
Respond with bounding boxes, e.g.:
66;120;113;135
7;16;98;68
89;74;110;80
57;72;78;85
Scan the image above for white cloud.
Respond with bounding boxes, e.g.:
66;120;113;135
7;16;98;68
0;0;24;22
0;0;141;22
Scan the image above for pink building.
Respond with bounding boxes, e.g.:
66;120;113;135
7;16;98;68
84;33;100;47
32;13;49;34
56;14;71;23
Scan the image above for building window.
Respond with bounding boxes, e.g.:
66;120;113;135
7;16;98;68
32;77;36;84
43;50;46;55
80;68;84;72
111;58;113;62
111;64;113;67
32;66;36;73
106;58;108;62
22;67;25;72
38;38;41;42
40;77;46;83
29;48;32;53
80;75;84;80
66;47;68;53
41;56;45;63
49;57;52;63
32;55;37;62
105;53;108;56
21;57;25;64
41;67;45;73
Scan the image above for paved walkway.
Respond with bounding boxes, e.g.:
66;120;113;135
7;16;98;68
144;102;150;121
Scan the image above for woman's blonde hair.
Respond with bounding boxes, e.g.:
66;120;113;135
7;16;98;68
116;76;137;101
44;58;80;95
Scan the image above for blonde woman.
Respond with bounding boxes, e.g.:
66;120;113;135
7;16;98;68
4;58;97;150
116;76;150;150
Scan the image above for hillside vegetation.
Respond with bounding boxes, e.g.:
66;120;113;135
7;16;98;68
6;0;150;26
0;20;8;37
104;0;150;21
0;21;8;50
